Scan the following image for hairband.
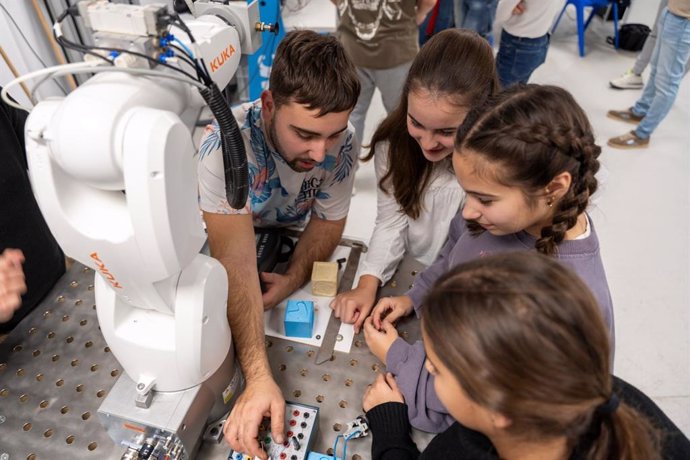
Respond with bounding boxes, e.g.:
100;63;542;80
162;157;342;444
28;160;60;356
596;393;620;416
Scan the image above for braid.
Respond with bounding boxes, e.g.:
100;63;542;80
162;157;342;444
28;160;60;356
536;128;602;255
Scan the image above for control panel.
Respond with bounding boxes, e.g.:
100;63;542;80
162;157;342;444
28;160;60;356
229;401;319;460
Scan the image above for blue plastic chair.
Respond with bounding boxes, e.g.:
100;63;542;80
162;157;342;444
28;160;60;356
551;0;619;57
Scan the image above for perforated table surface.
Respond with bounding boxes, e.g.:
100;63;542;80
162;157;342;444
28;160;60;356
0;257;432;460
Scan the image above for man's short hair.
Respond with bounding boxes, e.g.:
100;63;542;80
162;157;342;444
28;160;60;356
269;30;360;116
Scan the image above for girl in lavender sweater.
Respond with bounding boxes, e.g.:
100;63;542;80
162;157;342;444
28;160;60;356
363;84;614;433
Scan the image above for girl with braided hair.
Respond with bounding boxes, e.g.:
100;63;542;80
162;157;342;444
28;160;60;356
364;84;614;433
363;252;689;459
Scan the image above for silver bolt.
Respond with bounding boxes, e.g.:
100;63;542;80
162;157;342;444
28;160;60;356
137;383;145;390
0;415;5;424
1;452;10;460
336;334;343;342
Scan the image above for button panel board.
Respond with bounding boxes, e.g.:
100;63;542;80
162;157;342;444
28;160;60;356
228;401;319;460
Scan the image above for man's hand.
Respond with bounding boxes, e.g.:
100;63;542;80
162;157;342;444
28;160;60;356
223;376;286;460
0;249;26;323
363;373;404;412
260;272;298;310
371;295;414;330
330;275;379;333
363;316;399;363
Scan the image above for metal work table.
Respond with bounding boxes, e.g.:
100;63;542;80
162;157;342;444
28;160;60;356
0;256;432;460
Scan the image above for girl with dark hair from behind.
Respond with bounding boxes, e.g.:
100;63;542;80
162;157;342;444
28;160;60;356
330;28;498;337
364;84;615;433
363;251;690;459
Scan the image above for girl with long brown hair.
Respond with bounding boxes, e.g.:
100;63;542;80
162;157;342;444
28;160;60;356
363;252;690;459
330;28;498;333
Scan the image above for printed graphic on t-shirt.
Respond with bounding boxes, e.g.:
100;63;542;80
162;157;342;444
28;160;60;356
338;0;405;40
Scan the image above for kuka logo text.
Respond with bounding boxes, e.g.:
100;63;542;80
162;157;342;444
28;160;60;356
90;252;122;288
210;44;236;72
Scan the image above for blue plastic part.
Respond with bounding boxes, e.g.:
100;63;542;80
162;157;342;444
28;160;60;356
284;300;314;338
308;453;339;460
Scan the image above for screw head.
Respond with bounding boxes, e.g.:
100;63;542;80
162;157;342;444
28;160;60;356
1;452;10;460
137;383;145;390
0;415;5;424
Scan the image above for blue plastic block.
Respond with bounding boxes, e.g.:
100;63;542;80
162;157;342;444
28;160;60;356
284;300;314;338
308;453;340;460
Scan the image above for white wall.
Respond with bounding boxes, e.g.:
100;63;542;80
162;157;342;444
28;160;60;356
0;1;66;106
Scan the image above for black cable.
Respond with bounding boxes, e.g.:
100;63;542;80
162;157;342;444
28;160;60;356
101;45;200;81
168;43;198;71
169;30;211;84
0;2;69;95
59;31;203;81
170;14;212;84
199;82;248;209
56;35;113;65
55;7;204;82
65;0;87;55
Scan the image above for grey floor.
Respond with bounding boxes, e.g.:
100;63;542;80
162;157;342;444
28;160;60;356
344;17;690;436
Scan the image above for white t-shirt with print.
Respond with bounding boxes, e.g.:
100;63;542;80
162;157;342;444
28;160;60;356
197;100;359;227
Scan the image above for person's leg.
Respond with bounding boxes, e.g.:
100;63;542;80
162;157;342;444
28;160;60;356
461;0;496;40
633;0;668;75
496;31;549;87
634;10;690;139
609;0;666;89
350;67;376;146
454;0;466;29
631;12;667;118
375;60;413;115
496;29;517;87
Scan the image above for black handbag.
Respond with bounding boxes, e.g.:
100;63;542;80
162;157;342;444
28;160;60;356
609;23;652;52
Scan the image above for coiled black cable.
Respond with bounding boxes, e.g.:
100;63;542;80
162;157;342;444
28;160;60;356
199;83;248;210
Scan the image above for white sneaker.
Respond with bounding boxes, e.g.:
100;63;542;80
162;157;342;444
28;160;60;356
609;70;644;89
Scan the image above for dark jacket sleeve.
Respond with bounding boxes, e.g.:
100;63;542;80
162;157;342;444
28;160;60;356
0;88;29;168
367;402;421;460
614;377;690;459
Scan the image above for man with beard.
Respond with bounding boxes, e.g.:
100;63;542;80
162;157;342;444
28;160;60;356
197;30;360;460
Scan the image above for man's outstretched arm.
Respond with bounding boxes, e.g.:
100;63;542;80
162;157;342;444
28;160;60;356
204;212;285;460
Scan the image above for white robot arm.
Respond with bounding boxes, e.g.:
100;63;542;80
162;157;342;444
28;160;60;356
6;1;276;457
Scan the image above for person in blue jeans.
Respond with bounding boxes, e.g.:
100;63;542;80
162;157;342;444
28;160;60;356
454;0;499;42
494;0;563;87
607;1;690;149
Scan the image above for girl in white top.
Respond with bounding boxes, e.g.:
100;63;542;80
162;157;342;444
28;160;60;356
330;29;500;332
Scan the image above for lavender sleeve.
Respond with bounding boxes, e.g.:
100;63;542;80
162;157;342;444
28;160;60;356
386;338;454;433
407;214;466;315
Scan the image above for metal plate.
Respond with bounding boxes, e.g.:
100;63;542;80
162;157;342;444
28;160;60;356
315;243;363;365
0;264;121;460
0;256;433;460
